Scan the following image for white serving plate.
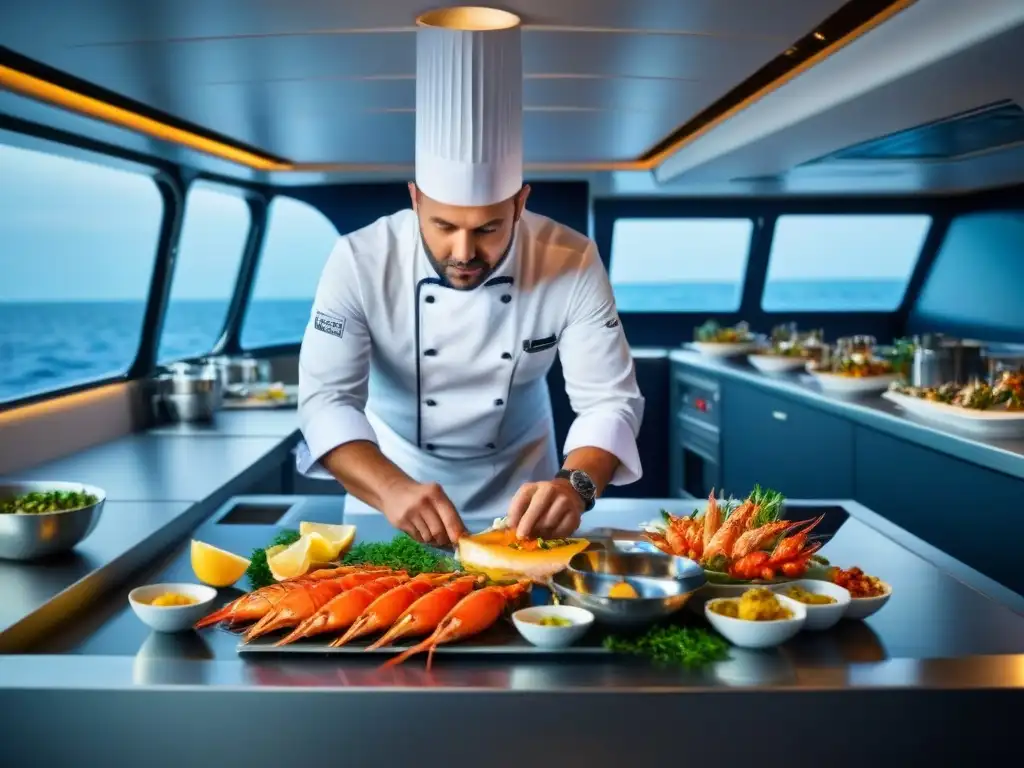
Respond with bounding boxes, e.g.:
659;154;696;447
769;579;851;631
690;341;758;358
704;594;806;649
809;370;899;395
882;390;1024;438
747;354;808;374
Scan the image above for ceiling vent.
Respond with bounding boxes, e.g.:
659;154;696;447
802;99;1024;163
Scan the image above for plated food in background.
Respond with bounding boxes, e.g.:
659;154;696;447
690;319;759;357
808;356;899;395
771;579;851;631
747;352;808;374
883;372;1024;437
704;589;806;649
747;323;818;373
130;583;217;633
512;605;594;649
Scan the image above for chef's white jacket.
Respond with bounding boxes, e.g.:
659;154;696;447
295;208;644;518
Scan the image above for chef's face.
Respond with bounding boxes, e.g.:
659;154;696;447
410;183;531;290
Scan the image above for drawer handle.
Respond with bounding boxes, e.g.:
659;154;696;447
772;410;788;421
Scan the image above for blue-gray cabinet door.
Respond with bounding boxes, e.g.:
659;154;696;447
722;381;855;499
854;426;1024;596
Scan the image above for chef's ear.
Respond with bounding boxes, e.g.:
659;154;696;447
408;182;419;211
514;184;531;222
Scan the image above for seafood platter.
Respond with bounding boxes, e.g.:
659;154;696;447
806;336;900;395
883;368;1024;438
130;488;892;669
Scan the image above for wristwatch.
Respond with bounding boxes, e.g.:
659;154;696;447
556;468;596;512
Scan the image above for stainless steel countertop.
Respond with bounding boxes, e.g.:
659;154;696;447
7;497;1024;694
669;349;1024;481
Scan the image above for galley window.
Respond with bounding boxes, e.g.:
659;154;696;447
157;183;252;363
761;214;932;312
241;196;339;350
0;140;162;405
609;218;754;312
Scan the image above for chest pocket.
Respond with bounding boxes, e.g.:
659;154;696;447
514;334;559;384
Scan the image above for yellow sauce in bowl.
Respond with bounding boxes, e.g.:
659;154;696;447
148;592;198;607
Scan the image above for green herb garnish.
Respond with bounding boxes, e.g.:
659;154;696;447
342;533;459;575
748;485;784;528
0;490;99;514
603;625;730;668
246;529;300;590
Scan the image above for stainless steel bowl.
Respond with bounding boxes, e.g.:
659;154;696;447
549;553;706;627
0;481;106;560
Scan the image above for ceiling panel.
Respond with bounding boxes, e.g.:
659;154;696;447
0;0;856;168
0;1;844;48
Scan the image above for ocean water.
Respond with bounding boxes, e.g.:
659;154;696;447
0;280;906;404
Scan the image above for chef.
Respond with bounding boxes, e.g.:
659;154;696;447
295;7;644;546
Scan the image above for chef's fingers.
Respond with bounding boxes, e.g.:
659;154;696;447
507;484;536;533
516;485;554;539
537;497;572;538
550;506;581;539
419;506;448;546
406;514;433;544
430;489;466;544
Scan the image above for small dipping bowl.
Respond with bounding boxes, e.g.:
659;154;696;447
551;552;705;627
842;581;892;620
129;583;217;633
769;579;851;631
512;605;594;649
704;594;806;649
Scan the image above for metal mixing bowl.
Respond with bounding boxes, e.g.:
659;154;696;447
0;481;106;561
550;552;706;627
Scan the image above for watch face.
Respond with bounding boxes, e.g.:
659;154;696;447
570;470;596;498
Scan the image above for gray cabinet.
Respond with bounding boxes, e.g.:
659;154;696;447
721;380;855;499
854;426;1024;596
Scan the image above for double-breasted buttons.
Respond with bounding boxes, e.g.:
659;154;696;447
486;443;496;449
501;352;512;360
500;294;512;304
425;399;437;407
424;295;435;303
424;348;437;357
494;398;504;406
426;443;436;451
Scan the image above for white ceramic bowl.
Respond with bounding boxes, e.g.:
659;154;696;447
769;579;851;631
747;354;807;374
689;577;796;610
129;583;218;633
511;605;594;649
809;371;899;395
843;581;892;620
704;594;806;649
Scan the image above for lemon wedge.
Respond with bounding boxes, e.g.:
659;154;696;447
299;522;356;559
190;540;250;587
267;536;316;581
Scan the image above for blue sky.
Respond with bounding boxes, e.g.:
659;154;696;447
0;144;338;302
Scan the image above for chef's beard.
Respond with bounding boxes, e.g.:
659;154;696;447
420;228;516;291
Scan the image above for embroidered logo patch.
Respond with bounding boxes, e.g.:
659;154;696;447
314;311;346;339
604;316;620;328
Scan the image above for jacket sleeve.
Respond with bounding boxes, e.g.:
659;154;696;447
558;243;645;485
295;236;378;477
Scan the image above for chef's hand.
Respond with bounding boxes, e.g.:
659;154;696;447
381;481;466;546
506;479;584;540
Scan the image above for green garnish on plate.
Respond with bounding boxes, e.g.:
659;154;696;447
603;625;730;668
343;533;459;575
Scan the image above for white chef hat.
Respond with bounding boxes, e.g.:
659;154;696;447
415;7;524;207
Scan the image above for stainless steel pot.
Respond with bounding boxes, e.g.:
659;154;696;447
152;364;221;423
911;335;988;386
203;356;271;389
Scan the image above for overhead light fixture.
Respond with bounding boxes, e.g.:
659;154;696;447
415;6;521;30
0;64;292;171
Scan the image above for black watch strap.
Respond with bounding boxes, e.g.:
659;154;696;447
556;468;596;512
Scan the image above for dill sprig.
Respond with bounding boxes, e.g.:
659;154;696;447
246;529;301;590
748;485;784;528
342;533;459;575
603;625;730;667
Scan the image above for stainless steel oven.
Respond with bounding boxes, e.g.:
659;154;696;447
671;371;722;499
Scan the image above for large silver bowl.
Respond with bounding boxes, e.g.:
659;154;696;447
0;481;106;561
549;551;706;628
